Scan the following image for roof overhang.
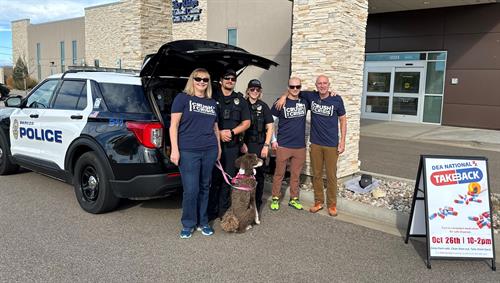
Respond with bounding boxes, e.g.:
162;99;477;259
369;0;498;14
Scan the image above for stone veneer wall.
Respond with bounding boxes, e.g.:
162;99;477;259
172;0;207;40
86;0;172;70
11;19;30;68
291;0;368;178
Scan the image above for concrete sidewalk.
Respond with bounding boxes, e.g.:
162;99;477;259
361;119;500;152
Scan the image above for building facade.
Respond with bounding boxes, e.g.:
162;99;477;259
10;0;500;178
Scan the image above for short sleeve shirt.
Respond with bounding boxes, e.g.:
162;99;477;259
213;90;251;130
301;91;346;147
171;92;218;151
271;97;309;148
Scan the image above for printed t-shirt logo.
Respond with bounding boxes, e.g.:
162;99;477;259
189;100;216;116
311;101;334;116
284;103;306;119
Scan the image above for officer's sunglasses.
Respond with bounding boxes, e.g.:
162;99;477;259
249;88;261;93
194;77;210;83
223;77;237;82
289;85;302;90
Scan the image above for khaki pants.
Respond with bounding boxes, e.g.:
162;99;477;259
272;146;306;199
310;143;339;207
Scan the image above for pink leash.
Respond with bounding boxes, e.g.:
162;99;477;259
215;160;254;192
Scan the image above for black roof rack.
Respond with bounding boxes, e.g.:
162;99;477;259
62;66;140;78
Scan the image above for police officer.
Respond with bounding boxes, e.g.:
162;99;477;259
241;79;273;211
208;69;251;220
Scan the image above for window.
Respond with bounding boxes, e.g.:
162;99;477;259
227;28;237;46
72;40;77;65
52;80;86;110
36;43;41;81
26;80;59;108
60;41;65;72
98;83;152;113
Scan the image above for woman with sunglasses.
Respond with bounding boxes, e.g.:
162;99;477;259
170;68;221;239
241;79;274;211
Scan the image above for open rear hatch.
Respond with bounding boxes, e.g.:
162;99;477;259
140;40;278;164
140;40;278;78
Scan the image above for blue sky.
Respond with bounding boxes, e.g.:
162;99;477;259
0;0;117;66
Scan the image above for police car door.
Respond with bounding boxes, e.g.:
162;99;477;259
39;79;91;170
10;79;59;158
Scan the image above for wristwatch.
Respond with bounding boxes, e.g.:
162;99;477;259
263;143;270;147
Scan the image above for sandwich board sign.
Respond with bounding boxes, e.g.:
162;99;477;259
405;155;496;270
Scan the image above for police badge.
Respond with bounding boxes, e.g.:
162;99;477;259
257;104;262;111
234;98;240;105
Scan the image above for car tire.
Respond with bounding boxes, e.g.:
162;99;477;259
73;152;119;213
0;134;19;175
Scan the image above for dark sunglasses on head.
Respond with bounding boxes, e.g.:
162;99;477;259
194;77;210;83
289;85;302;90
249;87;261;92
223;77;237;82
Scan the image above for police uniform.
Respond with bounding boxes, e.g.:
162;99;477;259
208;88;251;220
244;98;273;210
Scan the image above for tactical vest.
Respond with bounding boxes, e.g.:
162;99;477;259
246;100;265;144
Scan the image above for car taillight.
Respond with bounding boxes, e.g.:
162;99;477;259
126;122;163;148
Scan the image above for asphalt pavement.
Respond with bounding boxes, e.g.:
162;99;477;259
360;119;500;194
1;172;499;281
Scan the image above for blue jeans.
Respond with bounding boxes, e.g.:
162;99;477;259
178;148;218;229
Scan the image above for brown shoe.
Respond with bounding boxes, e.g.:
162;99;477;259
328;206;338;217
309;202;324;213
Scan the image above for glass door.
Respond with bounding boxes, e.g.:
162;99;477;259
391;67;424;122
362;66;392;120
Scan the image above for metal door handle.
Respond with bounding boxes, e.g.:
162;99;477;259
30;114;39;118
71;115;83;120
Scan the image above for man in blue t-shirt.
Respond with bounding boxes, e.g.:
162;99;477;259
305;75;346;217
270;77;309;211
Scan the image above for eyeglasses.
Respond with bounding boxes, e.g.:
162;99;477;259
223;77;237;82
249;88;261;93
289;85;302;90
194;77;210;83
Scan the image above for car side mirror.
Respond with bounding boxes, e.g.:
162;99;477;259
4;96;22;108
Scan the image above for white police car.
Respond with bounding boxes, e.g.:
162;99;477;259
0;40;277;213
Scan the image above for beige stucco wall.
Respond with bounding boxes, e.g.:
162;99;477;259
291;0;368;178
172;0;207;40
86;0;172;70
206;0;292;104
28;17;85;80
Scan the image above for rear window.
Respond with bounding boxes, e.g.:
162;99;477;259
98;83;152;113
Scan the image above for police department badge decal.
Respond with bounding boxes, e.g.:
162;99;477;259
12;119;19;140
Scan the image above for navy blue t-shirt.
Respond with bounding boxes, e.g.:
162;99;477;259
171;92;218;151
271;98;309;148
301;91;346;147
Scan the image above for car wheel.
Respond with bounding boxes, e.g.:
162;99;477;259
0;134;19;175
73;152;119;213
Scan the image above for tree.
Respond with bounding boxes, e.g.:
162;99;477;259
12;57;37;90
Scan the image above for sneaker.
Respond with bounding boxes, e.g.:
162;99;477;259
309;201;324;213
288;197;303;210
328;206;338;217
201;225;214;236
180;227;194;239
270;197;280;210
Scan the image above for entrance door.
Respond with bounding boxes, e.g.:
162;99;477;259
391;67;424;122
362;66;392;120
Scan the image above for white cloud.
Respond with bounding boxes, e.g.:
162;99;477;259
0;0;118;31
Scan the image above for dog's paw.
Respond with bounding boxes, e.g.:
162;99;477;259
245;225;253;230
255;218;261;225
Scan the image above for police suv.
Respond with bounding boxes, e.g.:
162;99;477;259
0;40;276;213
